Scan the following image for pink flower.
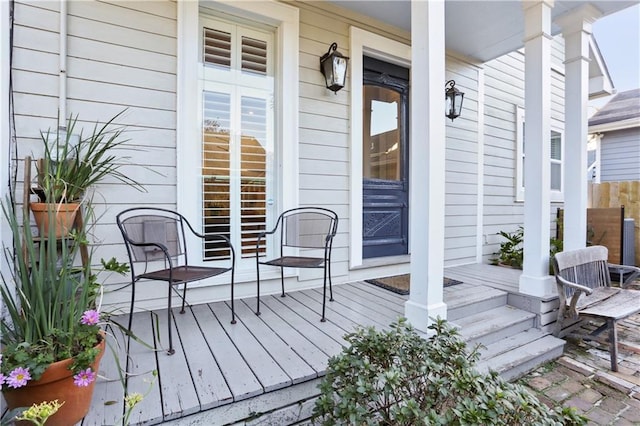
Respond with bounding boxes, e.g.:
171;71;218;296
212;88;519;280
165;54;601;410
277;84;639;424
0;373;6;387
7;367;31;388
81;309;100;325
73;368;96;387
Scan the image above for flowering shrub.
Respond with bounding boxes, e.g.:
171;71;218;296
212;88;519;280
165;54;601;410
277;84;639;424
0;309;103;390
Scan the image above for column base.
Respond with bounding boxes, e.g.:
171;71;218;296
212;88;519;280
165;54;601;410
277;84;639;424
518;274;556;298
404;300;447;332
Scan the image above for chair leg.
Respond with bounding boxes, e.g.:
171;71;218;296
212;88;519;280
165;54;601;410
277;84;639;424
328;259;334;302
126;281;136;359
608;318;618;372
180;282;188;314
256;262;261;316
128;281;136;336
230;269;236;324
167;284;175;355
280;266;286;297
320;265;327;322
553;306;565;338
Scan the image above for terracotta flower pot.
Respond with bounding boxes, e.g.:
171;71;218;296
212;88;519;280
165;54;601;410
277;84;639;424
2;335;106;426
30;202;80;238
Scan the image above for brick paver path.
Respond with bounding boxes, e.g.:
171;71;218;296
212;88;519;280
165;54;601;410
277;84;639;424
520;298;640;425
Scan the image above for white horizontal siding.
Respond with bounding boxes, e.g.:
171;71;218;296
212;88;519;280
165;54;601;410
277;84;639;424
480;35;566;262
12;0;179;310
297;4;351;283
443;55;480;266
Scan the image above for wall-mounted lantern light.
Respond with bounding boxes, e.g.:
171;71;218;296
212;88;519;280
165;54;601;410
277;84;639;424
320;42;349;93
445;79;464;121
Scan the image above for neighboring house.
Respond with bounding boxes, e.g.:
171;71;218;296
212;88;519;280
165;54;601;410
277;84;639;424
0;0;633;331
589;88;640;183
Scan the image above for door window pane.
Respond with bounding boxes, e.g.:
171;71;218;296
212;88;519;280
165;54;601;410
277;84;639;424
363;86;401;181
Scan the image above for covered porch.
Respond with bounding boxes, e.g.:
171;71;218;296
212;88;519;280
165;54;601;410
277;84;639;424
85;264;564;426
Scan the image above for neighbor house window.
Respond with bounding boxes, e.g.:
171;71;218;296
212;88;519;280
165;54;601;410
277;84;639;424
199;17;274;266
515;106;563;202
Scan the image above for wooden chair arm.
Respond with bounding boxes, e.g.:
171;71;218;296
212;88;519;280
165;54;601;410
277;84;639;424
556;274;594;295
556;275;594;319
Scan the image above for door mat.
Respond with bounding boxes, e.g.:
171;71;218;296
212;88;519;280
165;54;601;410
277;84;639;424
365;274;463;295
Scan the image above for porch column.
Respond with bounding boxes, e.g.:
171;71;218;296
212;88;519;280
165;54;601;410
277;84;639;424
519;0;555;297
557;6;601;251
405;0;447;331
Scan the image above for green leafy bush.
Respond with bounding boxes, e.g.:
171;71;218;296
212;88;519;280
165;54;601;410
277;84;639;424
491;226;524;268
491;227;564;273
313;318;586;425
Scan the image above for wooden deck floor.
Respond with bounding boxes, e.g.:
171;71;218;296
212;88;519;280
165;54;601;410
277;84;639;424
84;281;411;425
84;266;523;425
445;263;521;293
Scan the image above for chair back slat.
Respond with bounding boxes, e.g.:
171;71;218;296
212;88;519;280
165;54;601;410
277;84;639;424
554;245;611;302
120;214;183;262
283;210;336;249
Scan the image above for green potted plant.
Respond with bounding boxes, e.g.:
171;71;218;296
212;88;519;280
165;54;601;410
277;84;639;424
0;198;129;424
30;111;143;236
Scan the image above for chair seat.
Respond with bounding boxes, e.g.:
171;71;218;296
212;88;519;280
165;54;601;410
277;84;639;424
580;288;640;320
261;256;324;268
139;265;232;284
574;287;620;310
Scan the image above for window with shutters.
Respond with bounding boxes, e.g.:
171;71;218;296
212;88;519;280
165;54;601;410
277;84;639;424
515;106;564;201
200;17;274;266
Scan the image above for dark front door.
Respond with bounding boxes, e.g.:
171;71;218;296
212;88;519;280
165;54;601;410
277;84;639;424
362;57;409;259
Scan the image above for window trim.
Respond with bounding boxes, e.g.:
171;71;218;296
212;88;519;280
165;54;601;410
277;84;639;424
177;1;299;280
515;106;564;202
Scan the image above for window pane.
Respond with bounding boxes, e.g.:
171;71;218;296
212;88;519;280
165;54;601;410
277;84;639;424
240;96;267;258
550;131;561;160
550;162;562;191
202;91;231;260
363;86;401;181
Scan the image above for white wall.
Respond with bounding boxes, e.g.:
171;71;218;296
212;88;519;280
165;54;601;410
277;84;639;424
12;0;178;309
11;0;572;311
443;56;480;266
481;38;567;263
297;5;351;281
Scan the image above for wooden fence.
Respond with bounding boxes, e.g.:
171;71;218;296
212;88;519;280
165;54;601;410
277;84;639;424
589;181;640;266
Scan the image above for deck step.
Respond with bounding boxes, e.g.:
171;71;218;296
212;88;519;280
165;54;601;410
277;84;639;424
446;285;507;321
455;305;536;347
477;328;549;361
476;334;565;381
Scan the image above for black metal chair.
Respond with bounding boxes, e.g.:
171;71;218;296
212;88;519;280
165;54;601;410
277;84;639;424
116;207;235;354
255;207;338;321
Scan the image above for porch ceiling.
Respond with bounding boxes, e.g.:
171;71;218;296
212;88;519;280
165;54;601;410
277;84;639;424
330;0;639;63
